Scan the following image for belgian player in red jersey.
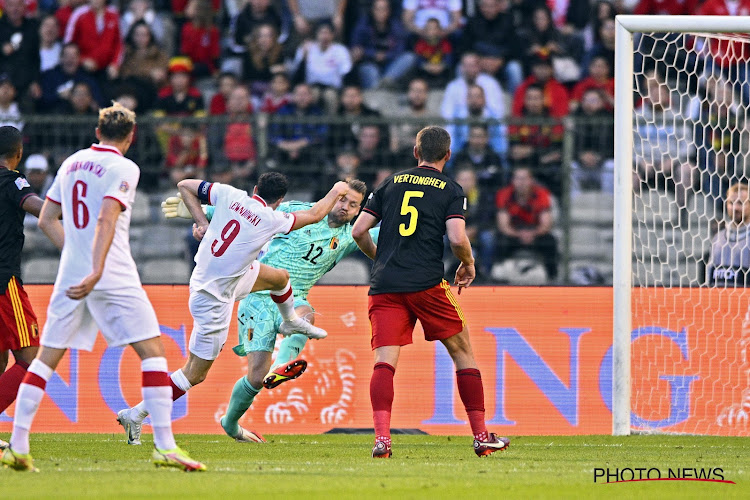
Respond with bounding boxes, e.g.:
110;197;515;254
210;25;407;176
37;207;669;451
352;126;510;458
0;126;46;450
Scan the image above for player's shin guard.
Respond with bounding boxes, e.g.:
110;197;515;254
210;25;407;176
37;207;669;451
141;357;176;451
10;359;53;455
456;368;488;442
0;358;29;414
270;282;296;321
222;377;260;437
274;334;308;369
370;362;395;445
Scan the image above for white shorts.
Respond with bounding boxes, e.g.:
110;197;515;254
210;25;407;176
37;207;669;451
188;261;261;361
42;287;161;351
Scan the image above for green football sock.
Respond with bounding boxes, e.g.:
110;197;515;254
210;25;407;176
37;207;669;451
221;377;260;437
274;334;308;369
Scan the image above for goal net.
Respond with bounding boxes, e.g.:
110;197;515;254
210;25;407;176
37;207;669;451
615;16;749;436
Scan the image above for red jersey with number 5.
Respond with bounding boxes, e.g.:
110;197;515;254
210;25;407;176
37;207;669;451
45;143;140;291
190;182;295;302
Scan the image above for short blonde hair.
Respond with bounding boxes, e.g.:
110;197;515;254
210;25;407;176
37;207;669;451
727;182;749;199
98;101;136;141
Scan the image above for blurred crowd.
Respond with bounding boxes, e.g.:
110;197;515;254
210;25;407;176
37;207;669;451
4;0;748;282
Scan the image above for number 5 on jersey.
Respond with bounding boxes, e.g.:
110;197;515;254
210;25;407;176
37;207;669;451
399;190;424;237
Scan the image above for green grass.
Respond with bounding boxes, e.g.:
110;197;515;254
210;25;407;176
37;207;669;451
1;434;747;499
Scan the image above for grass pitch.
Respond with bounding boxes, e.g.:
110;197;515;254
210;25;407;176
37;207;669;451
1;434;747;499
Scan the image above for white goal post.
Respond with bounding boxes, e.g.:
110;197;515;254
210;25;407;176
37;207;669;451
613;15;750;436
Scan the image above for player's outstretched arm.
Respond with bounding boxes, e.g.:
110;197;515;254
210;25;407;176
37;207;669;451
37;198;64;250
176;179;210;228
289;181;349;230
351;212;378;260
21;194;44;218
66;198;121;299
446;218;475;294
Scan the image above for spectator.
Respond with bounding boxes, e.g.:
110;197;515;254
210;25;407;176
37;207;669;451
570;55;614;111
165;123;208;184
38;42;104;112
445;83;506;155
39;15;62;73
207;85;257;185
705;182;750;286
509;83;564;197
402;0;461;37
350;0;415;90
209;72;239;115
0;0;40;99
518;5;582;83
512;55;569;118
413;17;454;86
153;56;205;117
233;0;283;51
286;0;347;39
260;71;292;113
495;167;558;281
22;153;52;227
119;20;169;110
242;23;286;97
332;84;381;150
570;88;614;198
634;0;697;15
388;77;431;153
691;76;740;211
64;0;123;80
291;21;352;112
55;0;86;36
441;52;505;129
60;80;98;115
463;0;524;94
269;82;327;171
180;0;220;77
120;0;169;52
0;75;23;130
355;123;393;189
548;0;591;33
450;124;507;191
633;70;693;206
449;166;497;279
581;1;616;54
581;17;615;75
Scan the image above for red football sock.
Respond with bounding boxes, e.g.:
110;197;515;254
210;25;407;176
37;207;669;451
0;359;29;413
370;362;395;443
456;368;488;441
170;379;186;401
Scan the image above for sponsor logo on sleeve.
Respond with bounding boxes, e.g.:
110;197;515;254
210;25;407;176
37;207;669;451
119;181;129;193
14;177;30;190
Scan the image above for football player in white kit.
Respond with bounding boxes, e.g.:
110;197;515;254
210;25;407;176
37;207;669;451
0;103;205;472
116;173;349;444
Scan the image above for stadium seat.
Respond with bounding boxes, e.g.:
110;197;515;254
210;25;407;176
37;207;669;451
22;227;59;257
130;193;152;225
133;225;188;259
21;257;60;284
570;226;612;260
570;192;614;225
317;258;370;285
491;256;548;285
140;258;192;284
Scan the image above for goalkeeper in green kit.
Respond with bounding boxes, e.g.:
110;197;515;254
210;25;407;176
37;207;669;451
163;178;377;443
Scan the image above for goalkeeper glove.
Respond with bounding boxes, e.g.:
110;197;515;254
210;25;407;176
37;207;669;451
161;193;207;219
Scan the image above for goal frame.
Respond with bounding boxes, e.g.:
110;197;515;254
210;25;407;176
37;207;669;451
613;15;750;436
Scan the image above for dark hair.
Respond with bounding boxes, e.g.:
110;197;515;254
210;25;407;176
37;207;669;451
217;71;238;83
257;172;288;203
347;178;367;197
525;83;545;94
0;125;21;159
125;20;156;48
415;126;451;163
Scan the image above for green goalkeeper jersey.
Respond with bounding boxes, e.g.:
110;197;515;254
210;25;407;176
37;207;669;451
206;202;378;299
